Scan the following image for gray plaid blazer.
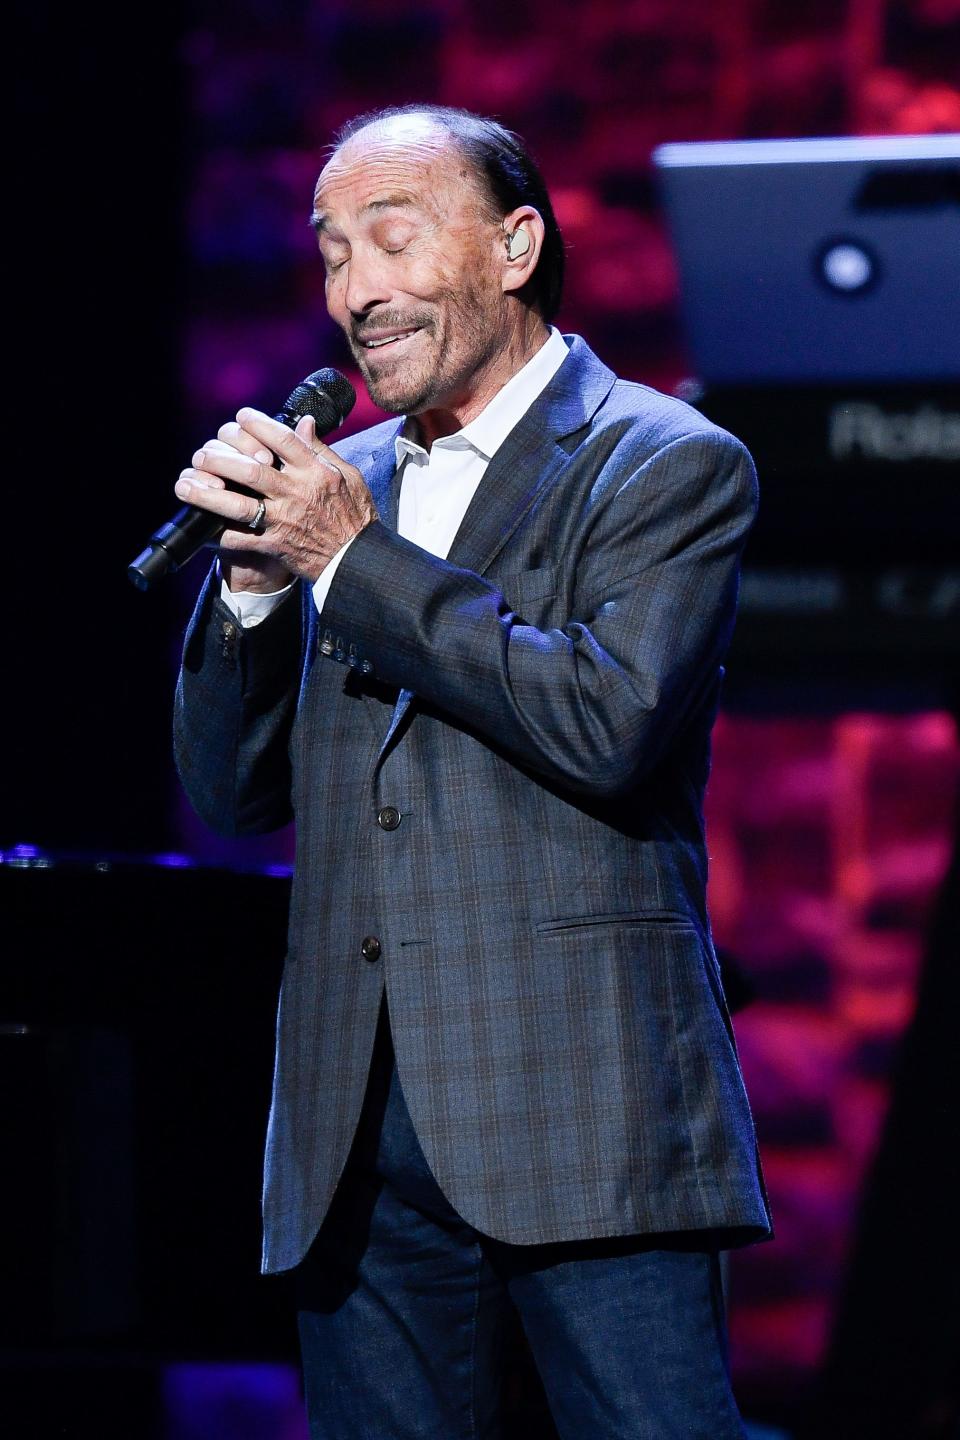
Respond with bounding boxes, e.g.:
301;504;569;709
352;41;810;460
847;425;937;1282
175;335;771;1275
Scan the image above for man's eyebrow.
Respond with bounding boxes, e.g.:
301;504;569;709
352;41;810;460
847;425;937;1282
309;193;422;233
361;193;421;215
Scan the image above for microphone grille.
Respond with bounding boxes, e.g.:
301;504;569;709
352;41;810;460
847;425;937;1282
278;367;356;433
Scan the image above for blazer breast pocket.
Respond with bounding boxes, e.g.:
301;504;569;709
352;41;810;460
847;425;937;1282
495;564;561;626
495;564;560;601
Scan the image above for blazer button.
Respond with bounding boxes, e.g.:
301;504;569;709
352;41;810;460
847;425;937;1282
220;621;239;662
360;935;382;963
377;806;401;831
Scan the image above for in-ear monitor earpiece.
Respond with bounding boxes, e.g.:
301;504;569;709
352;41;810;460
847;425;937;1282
506;228;531;260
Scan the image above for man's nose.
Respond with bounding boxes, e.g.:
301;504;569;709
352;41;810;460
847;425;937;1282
343;253;393;316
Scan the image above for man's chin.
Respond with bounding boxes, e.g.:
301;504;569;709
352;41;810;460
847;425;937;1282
350;335;436;414
361;366;433;416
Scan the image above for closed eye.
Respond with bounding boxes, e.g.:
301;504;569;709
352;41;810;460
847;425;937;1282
374;217;417;254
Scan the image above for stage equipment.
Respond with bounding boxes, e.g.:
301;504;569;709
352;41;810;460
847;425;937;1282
1;848;291;1351
655;135;959;681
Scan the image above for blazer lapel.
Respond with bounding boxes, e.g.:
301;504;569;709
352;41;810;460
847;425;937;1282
362;424;404;533
373;337;618;763
445;335;617;576
340;423;404;738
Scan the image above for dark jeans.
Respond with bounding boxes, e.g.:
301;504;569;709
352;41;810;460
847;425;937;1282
296;1006;745;1439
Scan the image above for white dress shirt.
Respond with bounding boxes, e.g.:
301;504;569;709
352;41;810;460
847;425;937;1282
220;326;569;626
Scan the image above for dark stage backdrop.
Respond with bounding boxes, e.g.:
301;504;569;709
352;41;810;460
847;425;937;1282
10;0;960;1430
10;6;187;852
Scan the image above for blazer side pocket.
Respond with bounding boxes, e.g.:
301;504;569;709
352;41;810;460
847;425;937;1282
535;909;699;935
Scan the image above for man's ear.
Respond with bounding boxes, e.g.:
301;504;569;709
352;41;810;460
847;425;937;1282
500;206;545;295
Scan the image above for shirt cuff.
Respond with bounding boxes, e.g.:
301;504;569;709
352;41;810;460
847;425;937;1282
311;536;357;616
218;562;295;629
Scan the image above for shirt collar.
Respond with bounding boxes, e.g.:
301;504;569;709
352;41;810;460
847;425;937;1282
394;326;569;467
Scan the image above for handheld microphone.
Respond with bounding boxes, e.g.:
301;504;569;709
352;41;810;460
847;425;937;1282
128;367;356;590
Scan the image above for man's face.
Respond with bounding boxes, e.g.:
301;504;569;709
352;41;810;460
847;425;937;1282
312;119;511;417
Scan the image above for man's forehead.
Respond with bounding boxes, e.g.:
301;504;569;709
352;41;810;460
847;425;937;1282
343;112;455;152
313;118;471;213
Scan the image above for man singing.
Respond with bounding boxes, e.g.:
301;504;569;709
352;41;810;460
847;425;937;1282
174;104;771;1438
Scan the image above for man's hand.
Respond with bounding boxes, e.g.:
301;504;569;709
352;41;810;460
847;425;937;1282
175;408;379;593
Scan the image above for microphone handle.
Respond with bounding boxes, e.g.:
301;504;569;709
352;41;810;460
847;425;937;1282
128;369;354;591
127;482;261;591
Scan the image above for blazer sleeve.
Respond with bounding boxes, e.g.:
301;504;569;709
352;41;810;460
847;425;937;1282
173;563;304;836
318;427;758;798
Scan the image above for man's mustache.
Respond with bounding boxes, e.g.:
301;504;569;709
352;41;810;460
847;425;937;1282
351;312;433;346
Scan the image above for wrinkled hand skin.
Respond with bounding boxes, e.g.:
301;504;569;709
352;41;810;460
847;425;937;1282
174;408;380;593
